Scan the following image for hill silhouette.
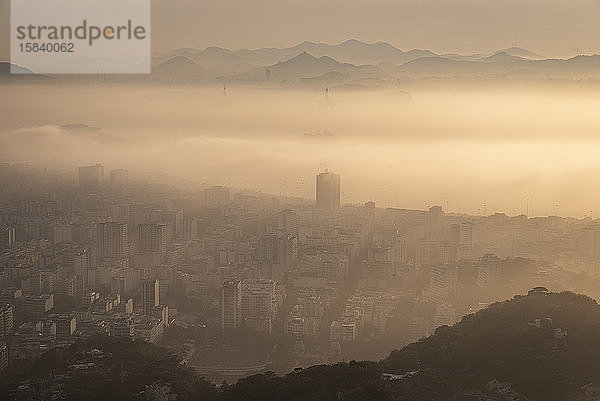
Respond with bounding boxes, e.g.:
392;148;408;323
164;39;439;68
491;47;542;60
383;291;600;400
0;335;218;401
8;40;599;85
229;51;380;84
222;291;600;401
4;291;600;400
152;56;206;81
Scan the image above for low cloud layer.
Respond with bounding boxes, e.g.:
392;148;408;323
2;83;600;217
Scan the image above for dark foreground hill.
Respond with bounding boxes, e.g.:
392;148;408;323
3;291;600;400
227;291;600;401
382;291;600;401
0;336;218;401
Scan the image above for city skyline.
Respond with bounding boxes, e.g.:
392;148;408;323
1;155;600;398
64;162;600;219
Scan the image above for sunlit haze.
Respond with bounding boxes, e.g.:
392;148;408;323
2;84;600;217
4;2;600;400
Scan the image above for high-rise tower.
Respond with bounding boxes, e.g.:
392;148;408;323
316;170;340;211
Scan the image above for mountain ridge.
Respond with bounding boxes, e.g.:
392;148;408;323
151;41;600;84
161;40;544;66
6;41;600;85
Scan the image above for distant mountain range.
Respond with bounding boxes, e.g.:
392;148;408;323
149;40;600;86
159;39;438;69
4;40;600;86
224;51;383;88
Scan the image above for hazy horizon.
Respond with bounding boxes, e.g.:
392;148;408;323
3;0;600;60
2;83;600;218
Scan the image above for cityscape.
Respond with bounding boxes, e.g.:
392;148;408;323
5;0;600;400
1;161;600;399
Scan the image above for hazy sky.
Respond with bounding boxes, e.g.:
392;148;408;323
2;0;600;60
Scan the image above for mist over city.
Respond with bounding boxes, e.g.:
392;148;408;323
3;83;600;217
4;1;600;400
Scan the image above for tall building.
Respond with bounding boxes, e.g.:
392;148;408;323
142;279;160;315
429;205;444;219
137;224;167;264
0;341;6;371
277;234;298;271
71;250;88;292
221;280;242;330
316;170;340;210
277;209;297;236
111;317;134;338
258;233;278;264
577;224;600;260
449;222;474;260
152;210;184;240
0;304;14;341
78;164;103;191
111;204;130;224
56;315;76;338
430;264;458;303
0;227;15;251
453;222;474;247
240;279;277;324
97;222;128;260
24;294;54;319
53;224;72;243
258;232;297;279
478;254;502;287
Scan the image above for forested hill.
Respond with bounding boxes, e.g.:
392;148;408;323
381;291;600;400
4;291;600;401
226;291;600;401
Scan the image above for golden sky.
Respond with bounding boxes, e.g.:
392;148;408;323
2;0;600;59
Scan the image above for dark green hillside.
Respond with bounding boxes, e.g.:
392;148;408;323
5;292;600;401
227;291;600;401
382;291;600;400
1;336;219;401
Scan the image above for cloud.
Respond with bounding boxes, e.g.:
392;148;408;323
2;83;600;216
